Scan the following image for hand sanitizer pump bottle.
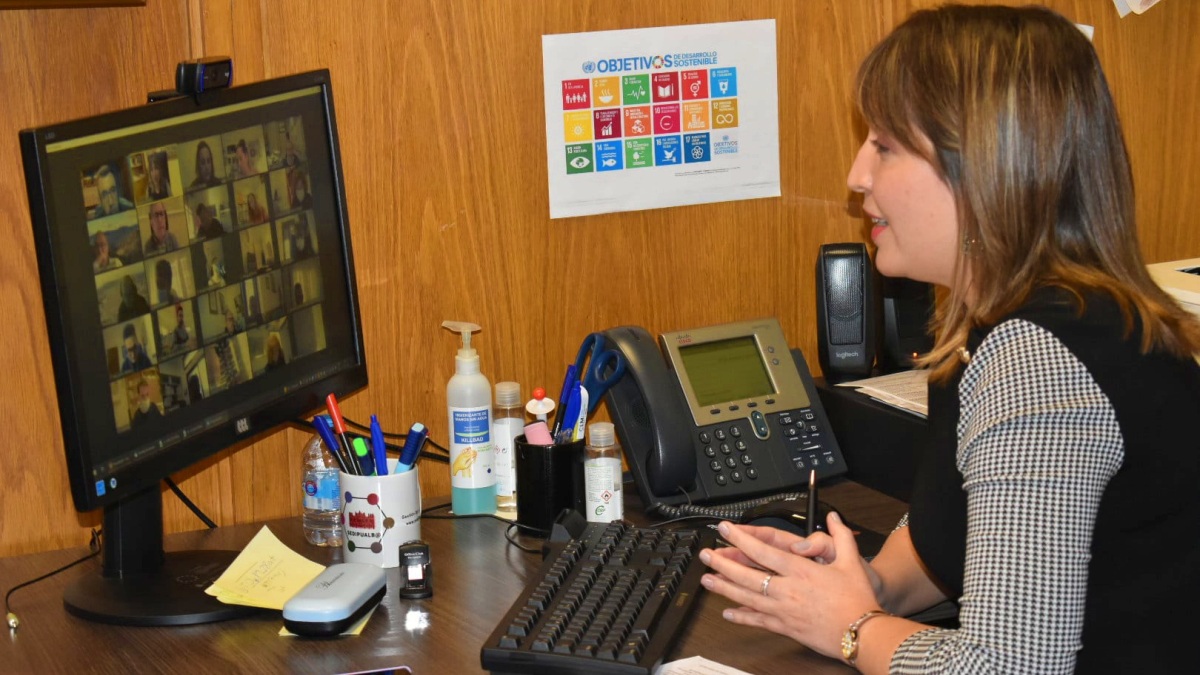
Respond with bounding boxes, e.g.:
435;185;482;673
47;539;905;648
442;320;496;515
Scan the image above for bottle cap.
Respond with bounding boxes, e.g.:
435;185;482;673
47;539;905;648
588;421;615;448
495;381;521;406
525;386;556;417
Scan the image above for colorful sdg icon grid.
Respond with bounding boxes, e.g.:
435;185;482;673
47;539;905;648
561;67;740;175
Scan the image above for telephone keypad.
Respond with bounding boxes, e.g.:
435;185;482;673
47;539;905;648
697;406;836;495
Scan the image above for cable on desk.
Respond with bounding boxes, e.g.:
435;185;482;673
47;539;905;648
341;414;451;458
5;529;102;631
648;490;811;521
421;502;548;553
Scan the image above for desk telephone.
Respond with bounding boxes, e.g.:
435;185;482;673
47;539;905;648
600;317;846;509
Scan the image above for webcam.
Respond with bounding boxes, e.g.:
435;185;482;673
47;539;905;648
176;57;233;95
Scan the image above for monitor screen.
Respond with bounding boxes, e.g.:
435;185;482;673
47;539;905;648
20;69;366;625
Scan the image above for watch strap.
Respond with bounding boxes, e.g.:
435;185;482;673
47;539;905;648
841;609;891;667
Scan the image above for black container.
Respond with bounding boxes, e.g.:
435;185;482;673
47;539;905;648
515;435;584;532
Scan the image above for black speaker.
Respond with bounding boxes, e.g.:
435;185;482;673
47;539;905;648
879;276;935;372
816;243;877;381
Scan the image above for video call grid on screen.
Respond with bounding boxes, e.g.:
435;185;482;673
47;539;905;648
39;87;350;474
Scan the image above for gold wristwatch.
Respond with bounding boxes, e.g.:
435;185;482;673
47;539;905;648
841;609;891;667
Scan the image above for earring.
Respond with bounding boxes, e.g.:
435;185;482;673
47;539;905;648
961;236;979;254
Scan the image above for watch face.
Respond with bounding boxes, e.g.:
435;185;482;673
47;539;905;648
842;630;856;661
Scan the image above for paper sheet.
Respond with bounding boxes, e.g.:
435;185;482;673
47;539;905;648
834;369;929;418
654;655;754;675
205;526;326;609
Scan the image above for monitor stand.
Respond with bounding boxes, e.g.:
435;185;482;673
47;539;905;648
63;484;260;626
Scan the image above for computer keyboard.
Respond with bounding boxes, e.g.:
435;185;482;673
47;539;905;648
480;520;716;675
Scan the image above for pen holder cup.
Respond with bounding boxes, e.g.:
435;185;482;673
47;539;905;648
339;460;421;568
515;435;585;533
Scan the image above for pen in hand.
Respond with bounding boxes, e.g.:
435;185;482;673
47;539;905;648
806;468;818;536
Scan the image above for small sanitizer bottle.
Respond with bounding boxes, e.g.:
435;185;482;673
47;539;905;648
443;320;496;515
493;381;522;513
584;422;623;523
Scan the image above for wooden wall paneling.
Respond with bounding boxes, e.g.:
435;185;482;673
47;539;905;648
0;0;191;555
1096;3;1200;261
4;0;1200;556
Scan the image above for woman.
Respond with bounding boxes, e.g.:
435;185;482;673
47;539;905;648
245;192;268;225
288;168;312;210
143;201;179;255
146;151;171;201
265;332;287;371
699;6;1200;674
190;140;221;188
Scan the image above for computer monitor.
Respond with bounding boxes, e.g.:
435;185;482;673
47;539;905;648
19;69;367;626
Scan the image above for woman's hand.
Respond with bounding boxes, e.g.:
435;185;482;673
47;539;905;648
699;512;882;659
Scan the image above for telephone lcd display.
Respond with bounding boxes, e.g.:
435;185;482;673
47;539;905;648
679;336;775;407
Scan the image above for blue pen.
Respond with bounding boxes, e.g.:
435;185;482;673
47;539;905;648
396;422;428;473
370;415;389;476
549;364;578;441
555;379;582;445
313;415;352;474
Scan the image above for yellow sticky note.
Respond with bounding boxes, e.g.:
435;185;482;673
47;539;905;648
206;526;325;610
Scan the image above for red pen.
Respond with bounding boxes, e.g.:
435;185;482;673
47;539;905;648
325;393;362;474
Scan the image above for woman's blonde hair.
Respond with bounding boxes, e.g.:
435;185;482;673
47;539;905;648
855;4;1200;380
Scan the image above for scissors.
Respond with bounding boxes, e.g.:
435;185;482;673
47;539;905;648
572;332;628;413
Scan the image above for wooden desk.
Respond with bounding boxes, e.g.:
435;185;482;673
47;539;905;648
1;481;905;674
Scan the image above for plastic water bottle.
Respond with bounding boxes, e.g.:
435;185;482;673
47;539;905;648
301;433;344;546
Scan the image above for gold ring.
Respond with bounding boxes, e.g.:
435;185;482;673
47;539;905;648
760;574;773;597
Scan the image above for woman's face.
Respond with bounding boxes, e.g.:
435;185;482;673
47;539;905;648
197;145;214;181
95;233;109;260
150;204;168;239
846;128;959;287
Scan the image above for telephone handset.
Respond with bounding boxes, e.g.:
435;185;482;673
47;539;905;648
601;317;846;508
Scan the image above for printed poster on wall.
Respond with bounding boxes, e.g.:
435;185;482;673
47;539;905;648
542;20;781;219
